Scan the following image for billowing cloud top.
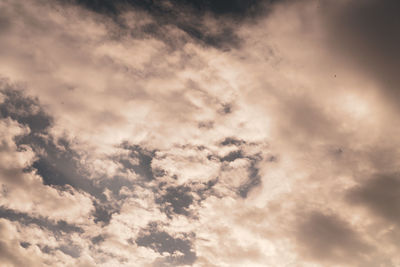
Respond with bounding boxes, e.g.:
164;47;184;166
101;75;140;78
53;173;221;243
0;0;399;266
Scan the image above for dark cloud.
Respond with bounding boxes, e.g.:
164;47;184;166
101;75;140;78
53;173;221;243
217;137;264;198
238;155;262;198
0;87;52;133
196;178;219;200
19;242;31;249
0;87;149;207
324;0;400;107
0;206;84;234
37;243;82;259
136;222;196;266
38;244;53;255
118;143;156;181
154;177;219;218
220;137;246;146
296;211;371;264
346;174;400;225
59;244;81;258
91;235;105;245
92;202;116;225
0;9;11;34
60;0;278;50
29;137;104;198
219;103;233;114
0;86;105;199
155;185;194;217
97;175;135;198
71;0;267;18
177;22;241;50
220;150;244;162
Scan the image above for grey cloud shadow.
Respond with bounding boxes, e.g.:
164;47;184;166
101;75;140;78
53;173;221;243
69;0;269;20
324;0;400;108
91;234;105;245
346;173;400;225
135;222;196;266
0;206;84;235
220;150;244;162
0;88;106;200
37;243;82;259
60;0;280;50
19;242;31;249
155;185;193;218
238;155;262;198
92;201;117;225
0;87;52;133
0;87;159;225
154;178;218;219
0;86;267;225
59;243;81;258
295;211;371;264
117;142;156;181
217;138;265;198
220;137;246;146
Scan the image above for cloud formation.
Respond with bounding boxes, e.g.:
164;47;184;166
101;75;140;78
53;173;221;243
0;0;399;266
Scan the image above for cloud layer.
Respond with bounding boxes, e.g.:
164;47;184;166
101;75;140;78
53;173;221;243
0;0;399;266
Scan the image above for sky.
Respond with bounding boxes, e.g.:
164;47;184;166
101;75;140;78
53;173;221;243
0;0;399;266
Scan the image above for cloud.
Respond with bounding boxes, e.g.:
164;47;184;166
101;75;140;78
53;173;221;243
136;222;196;266
295;211;371;265
0;207;83;235
155;185;194;217
61;0;277;50
0;219;41;267
0;86;52;133
347;174;400;225
0;84;105;200
1;0;400;266
116;143;156;181
0;115;93;224
322;0;400;109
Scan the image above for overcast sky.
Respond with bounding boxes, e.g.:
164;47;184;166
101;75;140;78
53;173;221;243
0;0;400;266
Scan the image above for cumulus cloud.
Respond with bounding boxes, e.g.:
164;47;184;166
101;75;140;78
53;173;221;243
0;0;399;266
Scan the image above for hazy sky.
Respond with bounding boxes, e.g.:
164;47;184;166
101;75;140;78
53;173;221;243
0;0;400;266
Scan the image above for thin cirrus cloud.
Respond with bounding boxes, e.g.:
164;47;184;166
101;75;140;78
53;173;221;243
0;0;399;266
